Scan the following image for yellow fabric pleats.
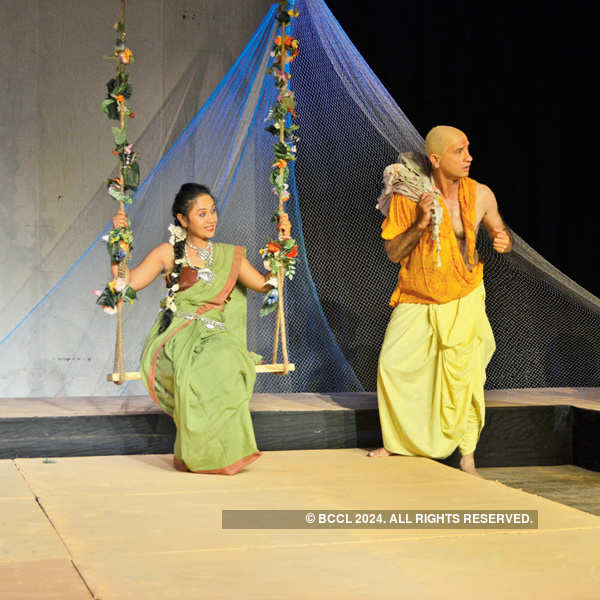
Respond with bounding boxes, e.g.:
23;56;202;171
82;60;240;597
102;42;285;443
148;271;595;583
377;281;495;458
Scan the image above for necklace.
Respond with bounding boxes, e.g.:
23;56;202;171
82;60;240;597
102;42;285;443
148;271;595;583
184;243;215;283
186;240;213;262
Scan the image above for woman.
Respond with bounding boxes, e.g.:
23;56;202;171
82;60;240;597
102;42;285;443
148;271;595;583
111;183;290;475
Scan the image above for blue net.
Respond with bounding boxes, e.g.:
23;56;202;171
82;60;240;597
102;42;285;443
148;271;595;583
1;0;599;397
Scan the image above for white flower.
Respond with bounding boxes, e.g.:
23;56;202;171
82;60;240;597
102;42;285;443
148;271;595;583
171;283;180;292
102;235;109;243
266;276;278;288
165;296;177;312
263;260;271;270
103;306;117;315
114;277;128;292
168;224;187;245
174;258;185;265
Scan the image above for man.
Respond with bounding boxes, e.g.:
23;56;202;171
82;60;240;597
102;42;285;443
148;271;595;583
369;125;511;475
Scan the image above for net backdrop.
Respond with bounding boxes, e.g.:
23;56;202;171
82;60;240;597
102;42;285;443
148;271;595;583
1;0;598;397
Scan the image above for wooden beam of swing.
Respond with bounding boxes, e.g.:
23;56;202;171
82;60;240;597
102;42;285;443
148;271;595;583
106;363;296;382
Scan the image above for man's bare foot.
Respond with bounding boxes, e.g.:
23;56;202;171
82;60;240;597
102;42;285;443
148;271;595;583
459;453;480;476
367;447;392;457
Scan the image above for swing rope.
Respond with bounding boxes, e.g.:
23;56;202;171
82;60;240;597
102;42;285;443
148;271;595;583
101;0;300;383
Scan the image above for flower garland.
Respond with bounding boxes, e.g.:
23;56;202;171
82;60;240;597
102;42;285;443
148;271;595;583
96;1;139;313
260;0;300;317
162;224;187;317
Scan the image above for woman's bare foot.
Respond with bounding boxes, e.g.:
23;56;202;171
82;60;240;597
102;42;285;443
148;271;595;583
173;456;190;472
459;453;480;476
367;447;392;457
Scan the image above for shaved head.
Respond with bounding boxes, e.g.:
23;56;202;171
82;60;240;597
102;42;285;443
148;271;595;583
425;125;467;157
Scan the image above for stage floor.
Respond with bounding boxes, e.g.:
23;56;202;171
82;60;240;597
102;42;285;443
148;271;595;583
2;449;599;599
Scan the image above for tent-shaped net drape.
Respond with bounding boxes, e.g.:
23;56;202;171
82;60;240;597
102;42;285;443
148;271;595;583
1;0;599;397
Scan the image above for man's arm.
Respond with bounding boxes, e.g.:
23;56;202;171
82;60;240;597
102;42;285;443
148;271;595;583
384;193;434;263
479;184;512;253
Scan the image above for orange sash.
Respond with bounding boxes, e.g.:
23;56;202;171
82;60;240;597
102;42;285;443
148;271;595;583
381;177;483;305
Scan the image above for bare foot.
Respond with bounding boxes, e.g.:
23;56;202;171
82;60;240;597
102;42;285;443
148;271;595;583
367;447;392;458
173;456;190;472
459;453;480;477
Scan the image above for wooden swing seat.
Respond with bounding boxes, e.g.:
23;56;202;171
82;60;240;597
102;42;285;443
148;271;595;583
107;363;295;382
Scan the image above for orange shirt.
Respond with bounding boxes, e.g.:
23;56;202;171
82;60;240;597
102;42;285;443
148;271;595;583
381;176;483;306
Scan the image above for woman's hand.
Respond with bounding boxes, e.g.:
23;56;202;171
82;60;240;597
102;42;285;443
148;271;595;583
278;212;292;239
113;209;129;230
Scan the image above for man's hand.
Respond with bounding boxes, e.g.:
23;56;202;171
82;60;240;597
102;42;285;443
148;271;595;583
492;227;511;253
416;193;435;230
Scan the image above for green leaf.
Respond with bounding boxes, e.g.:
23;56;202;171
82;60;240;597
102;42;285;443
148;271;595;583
96;286;116;308
101;98;115;114
112;126;127;146
260;302;278;317
276;10;291;24
273;141;289;158
124;162;140;191
107;187;130;204
124;287;137;301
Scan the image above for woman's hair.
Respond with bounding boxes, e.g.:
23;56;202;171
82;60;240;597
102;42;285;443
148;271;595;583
158;183;215;333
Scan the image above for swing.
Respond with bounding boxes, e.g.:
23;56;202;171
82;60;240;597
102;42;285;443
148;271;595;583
103;1;298;385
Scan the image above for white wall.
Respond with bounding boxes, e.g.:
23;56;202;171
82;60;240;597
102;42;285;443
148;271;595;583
0;0;272;340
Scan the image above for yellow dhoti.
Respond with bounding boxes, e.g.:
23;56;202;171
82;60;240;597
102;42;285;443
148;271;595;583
377;282;495;458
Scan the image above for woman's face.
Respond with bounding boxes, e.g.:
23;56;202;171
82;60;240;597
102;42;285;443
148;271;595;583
177;193;218;242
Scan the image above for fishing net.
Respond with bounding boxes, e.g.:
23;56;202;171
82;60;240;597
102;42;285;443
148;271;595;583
1;0;598;397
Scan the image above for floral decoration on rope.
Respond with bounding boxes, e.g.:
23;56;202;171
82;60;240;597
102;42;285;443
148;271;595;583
94;278;137;315
96;1;139;312
259;0;300;316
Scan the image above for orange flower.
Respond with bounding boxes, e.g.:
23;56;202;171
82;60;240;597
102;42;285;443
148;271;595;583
287;246;298;258
273;159;288;170
112;150;119;156
280;193;290;202
115;94;125;103
284;35;292;46
267;242;281;253
118;48;133;64
119;241;130;251
129;112;135;118
274;35;281;45
112;177;122;185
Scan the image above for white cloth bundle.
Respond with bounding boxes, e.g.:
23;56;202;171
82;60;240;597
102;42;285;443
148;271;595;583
376;152;443;267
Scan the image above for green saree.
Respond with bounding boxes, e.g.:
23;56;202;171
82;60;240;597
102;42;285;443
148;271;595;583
139;243;261;475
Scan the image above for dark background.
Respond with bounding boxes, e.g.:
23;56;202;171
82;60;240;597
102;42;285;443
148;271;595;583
323;0;597;297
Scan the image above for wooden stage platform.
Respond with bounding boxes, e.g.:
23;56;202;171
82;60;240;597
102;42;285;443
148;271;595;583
1;387;599;471
2;449;600;599
1;388;599;598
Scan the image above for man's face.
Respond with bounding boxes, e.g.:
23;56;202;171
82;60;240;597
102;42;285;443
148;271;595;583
434;134;473;179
